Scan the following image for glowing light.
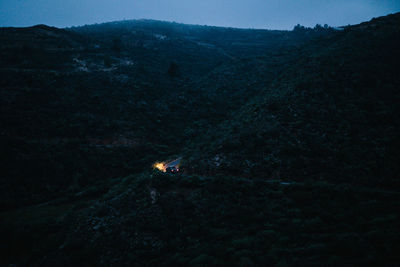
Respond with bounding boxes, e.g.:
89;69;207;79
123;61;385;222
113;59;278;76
153;162;166;172
153;158;181;173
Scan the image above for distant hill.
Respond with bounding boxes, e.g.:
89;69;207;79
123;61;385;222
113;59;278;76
70;18;335;57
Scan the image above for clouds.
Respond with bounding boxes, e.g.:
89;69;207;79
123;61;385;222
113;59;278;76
0;0;399;29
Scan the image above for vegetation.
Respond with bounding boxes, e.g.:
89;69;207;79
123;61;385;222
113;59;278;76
0;13;399;266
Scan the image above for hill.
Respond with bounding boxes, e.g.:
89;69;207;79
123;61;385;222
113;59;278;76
0;14;399;266
185;13;400;186
0;18;334;209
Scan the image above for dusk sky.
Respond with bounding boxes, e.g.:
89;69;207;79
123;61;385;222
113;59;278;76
0;0;399;29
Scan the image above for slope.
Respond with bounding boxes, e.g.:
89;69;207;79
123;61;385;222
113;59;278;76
185;13;400;186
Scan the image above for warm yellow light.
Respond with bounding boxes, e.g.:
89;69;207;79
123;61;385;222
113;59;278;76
153;162;166;172
153;158;181;172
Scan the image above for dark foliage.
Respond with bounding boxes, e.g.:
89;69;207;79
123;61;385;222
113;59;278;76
0;13;399;266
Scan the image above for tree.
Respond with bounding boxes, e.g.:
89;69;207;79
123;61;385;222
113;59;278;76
314;24;324;31
293;24;306;32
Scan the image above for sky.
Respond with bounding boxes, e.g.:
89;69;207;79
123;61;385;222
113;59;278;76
0;0;399;29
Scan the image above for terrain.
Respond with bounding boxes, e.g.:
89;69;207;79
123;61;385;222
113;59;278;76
0;14;399;266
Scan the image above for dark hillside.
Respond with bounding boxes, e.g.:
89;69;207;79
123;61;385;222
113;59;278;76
0;13;399;266
185;13;400;186
0;20;333;210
